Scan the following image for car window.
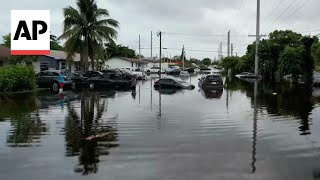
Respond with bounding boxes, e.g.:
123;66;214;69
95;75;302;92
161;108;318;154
92;72;101;77
206;75;221;81
83;73;89;77
37;72;45;76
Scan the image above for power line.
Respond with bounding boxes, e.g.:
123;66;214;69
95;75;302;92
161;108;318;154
264;0;298;33
262;0;287;23
280;0;311;26
162;47;246;54
163;32;248;37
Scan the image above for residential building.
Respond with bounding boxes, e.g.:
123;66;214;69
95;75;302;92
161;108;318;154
0;46;10;67
106;57;148;71
0;45;95;73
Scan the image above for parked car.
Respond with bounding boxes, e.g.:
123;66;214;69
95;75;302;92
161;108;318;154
198;74;223;90
145;66;165;74
120;68;146;80
36;70;74;93
235;72;261;79
119;69;138;80
100;69;122;78
154;78;195;89
166;66;181;75
180;71;190;77
72;71;104;87
88;73;137;90
200;88;223;99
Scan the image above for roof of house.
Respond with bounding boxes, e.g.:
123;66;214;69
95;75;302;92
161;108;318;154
0;45;10;59
111;57;149;64
46;50;82;62
0;47;83;62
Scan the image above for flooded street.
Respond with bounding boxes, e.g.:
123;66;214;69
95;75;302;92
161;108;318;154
1;74;320;180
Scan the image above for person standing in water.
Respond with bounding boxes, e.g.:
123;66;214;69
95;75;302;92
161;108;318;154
59;71;65;93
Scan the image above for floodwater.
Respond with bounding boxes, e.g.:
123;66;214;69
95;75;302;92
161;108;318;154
1;73;320;180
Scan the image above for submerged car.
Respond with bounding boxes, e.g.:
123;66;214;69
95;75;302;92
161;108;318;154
72;71;104;87
120;68;146;80
154;78;195;89
235;72;261;79
36;70;74;93
198;74;223;90
100;69;122;77
180;71;190;77
200;88;223;99
88;73;137;90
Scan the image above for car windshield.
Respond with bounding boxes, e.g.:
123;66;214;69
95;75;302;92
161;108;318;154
206;75;221;80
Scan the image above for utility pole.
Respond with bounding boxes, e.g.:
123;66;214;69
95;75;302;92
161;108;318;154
151;31;153;59
157;31;162;76
255;0;260;75
220;42;223;60
249;0;265;75
182;45;185;70
139;34;141;59
227;30;230;57
231;43;234;56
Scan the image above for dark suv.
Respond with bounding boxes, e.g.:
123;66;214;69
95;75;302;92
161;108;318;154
36;70;74;92
72;71;104;87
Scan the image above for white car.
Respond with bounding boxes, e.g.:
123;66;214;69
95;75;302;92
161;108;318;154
121;67;146;80
145;66;166;74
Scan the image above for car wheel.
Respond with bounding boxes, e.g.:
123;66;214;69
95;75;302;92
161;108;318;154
52;82;59;93
89;82;95;90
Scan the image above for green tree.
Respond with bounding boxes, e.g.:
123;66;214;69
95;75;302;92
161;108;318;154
278;45;305;82
1;33;10;47
59;0;119;72
104;42;136;58
50;35;63;50
312;42;320;68
202;58;211;66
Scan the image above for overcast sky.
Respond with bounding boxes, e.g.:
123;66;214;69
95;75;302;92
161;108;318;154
1;0;320;59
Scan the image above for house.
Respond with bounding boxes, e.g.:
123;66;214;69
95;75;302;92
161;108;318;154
106;57;148;71
36;50;83;73
0;46;10;67
143;59;169;70
0;45;94;73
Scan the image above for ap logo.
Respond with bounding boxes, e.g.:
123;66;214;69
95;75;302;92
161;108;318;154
11;10;50;55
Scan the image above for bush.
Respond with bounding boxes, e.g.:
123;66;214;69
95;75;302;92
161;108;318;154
0;65;36;92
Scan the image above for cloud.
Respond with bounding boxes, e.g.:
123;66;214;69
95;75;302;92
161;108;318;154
1;0;319;59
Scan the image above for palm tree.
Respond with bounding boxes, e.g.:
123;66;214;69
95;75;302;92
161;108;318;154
59;0;119;72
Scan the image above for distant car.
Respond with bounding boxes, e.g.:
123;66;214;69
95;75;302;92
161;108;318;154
198;74;223;90
145;66;165;74
179;71;190;77
166;66;181;75
235;72;261;79
154;78;195;89
36;70;74;93
120;68;146;80
119;69;138;80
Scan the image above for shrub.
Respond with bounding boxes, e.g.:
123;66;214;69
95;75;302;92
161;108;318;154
0;65;36;92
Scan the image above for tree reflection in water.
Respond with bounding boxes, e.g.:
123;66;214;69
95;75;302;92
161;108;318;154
0;93;48;147
64;91;118;175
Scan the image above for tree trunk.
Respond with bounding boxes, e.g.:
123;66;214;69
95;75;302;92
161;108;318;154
91;55;95;71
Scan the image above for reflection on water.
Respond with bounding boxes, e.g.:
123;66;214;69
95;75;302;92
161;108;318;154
1;74;320;179
64;91;118;175
0;94;48;147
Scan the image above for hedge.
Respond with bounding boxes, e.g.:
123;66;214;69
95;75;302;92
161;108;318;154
0;65;36;92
